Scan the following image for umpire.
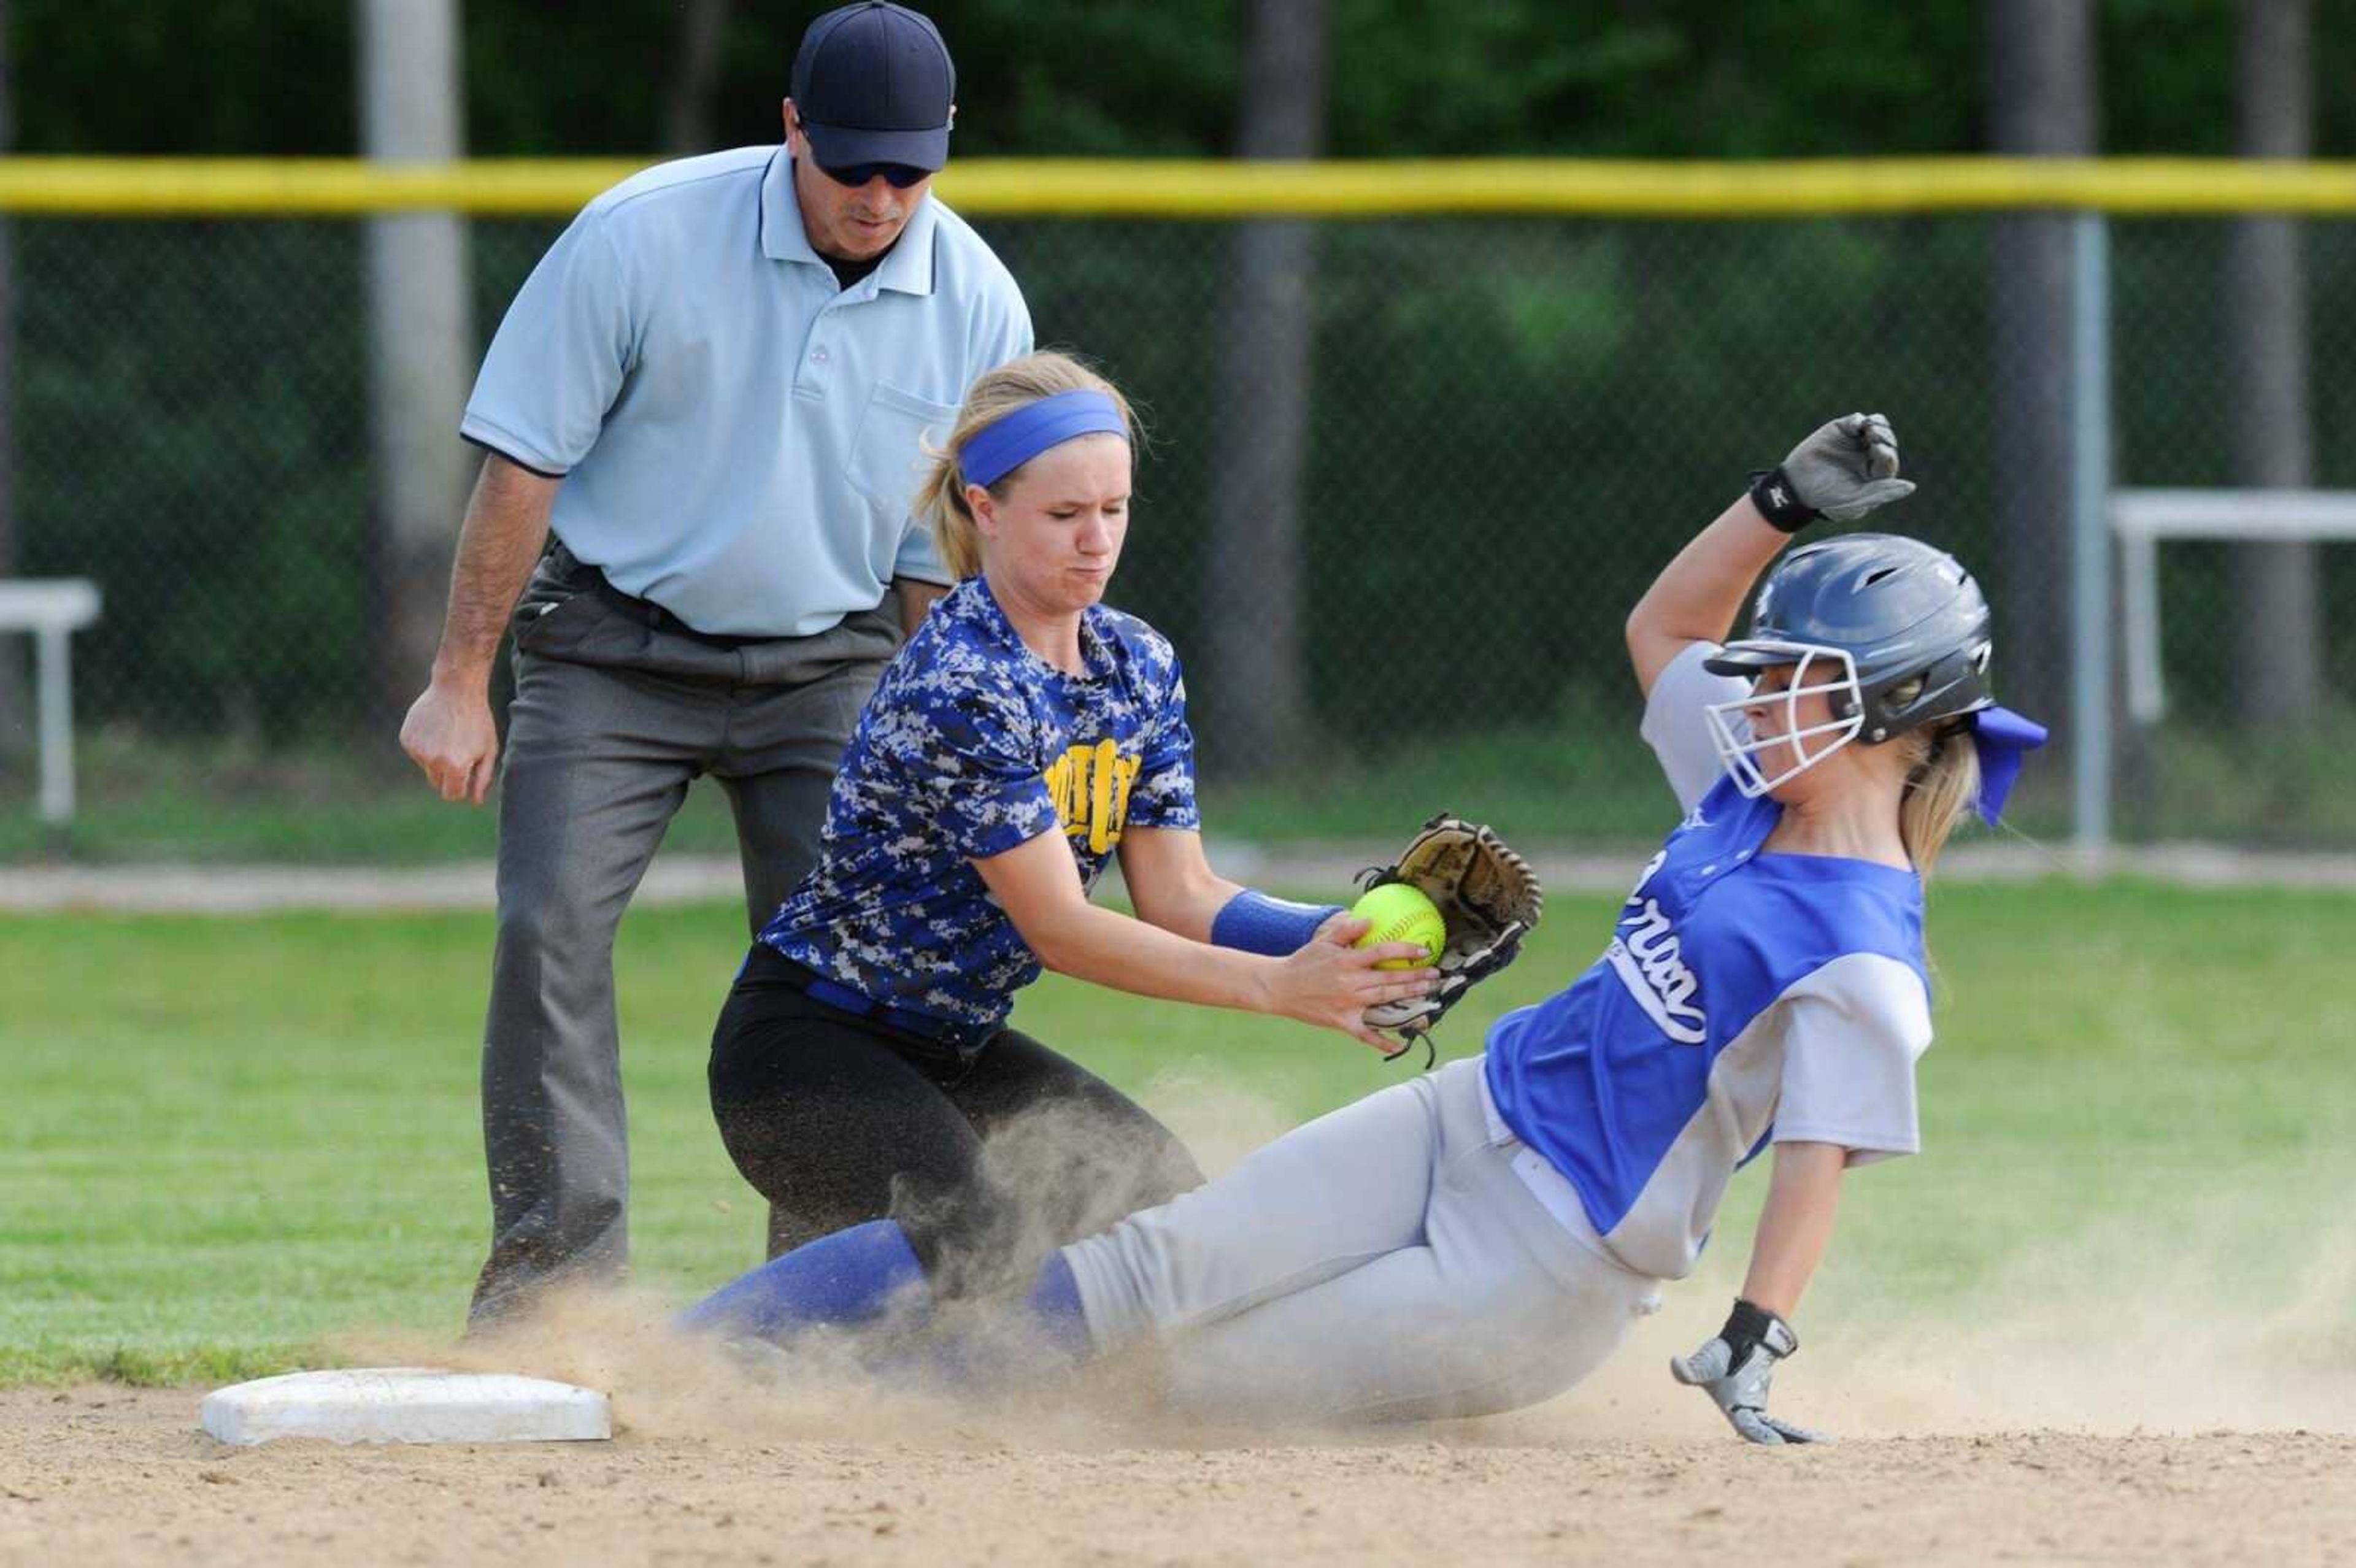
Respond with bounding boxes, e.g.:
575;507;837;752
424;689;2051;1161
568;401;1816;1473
399;1;1032;1327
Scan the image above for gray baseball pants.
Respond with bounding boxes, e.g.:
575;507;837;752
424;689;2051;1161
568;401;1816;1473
469;544;902;1327
1060;1057;1663;1424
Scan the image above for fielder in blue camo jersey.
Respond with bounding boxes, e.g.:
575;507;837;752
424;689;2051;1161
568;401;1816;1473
704;350;1444;1298
762;577;1200;1032
682;412;2050;1443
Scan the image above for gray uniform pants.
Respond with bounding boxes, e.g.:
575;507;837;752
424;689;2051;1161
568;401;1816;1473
1060;1057;1663;1425
470;545;903;1326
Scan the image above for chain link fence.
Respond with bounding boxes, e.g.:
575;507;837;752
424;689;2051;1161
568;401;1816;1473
5;205;2355;859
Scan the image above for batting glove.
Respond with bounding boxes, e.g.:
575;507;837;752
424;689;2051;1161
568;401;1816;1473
1669;1297;1830;1447
1749;412;1917;531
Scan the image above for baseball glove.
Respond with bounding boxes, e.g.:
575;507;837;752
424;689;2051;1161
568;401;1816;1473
1358;815;1544;1061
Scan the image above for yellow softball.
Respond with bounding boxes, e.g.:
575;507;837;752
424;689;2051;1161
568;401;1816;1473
1350;883;1446;970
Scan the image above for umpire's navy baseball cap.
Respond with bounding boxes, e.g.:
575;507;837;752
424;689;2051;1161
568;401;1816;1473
791;2;956;172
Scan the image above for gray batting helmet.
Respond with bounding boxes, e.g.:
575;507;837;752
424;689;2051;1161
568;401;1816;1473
1707;532;1995;744
1696;533;1996;799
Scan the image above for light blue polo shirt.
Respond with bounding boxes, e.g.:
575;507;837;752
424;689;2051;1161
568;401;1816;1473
461;146;1033;637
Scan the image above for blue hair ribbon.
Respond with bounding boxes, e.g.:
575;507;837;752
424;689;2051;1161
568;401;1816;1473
1969;705;2047;824
958;390;1127;489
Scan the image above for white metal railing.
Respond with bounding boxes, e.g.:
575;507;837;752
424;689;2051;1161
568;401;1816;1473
0;579;103;827
2108;491;2356;726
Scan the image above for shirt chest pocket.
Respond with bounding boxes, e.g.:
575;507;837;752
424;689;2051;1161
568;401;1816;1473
849;382;960;522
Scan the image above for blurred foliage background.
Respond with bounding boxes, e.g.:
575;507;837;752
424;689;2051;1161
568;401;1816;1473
16;1;2356;160
4;1;2355;859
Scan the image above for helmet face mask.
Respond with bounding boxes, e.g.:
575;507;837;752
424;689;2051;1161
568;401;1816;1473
1702;533;1998;799
1703;642;1866;798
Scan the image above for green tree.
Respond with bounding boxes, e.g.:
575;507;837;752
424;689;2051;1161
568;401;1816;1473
13;1;2353;160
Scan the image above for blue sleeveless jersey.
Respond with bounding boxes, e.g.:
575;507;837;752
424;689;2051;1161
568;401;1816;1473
1484;647;1934;1281
759;575;1199;1030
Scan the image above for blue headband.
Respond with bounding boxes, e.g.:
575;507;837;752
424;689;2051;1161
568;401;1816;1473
958;390;1127;490
1969;705;2048;824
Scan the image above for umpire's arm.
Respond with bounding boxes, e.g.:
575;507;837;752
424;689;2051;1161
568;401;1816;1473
891;576;949;639
398;452;560;805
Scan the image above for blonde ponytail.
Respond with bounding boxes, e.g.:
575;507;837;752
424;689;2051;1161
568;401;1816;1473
1898;726;1982;881
912;352;1139;580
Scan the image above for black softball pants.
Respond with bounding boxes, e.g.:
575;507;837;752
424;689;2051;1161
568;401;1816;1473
710;945;1206;1300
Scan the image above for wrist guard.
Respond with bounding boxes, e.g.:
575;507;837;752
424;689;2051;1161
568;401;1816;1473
1747;467;1820;533
1210;890;1342;957
1721;1297;1800;1362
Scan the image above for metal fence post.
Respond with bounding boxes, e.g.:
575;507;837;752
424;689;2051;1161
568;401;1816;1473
35;619;71;826
2069;210;2114;858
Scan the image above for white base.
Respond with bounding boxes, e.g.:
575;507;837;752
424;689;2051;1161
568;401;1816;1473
201;1367;611;1447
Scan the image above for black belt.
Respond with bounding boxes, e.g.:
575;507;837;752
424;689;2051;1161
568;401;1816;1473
747;946;1003;1058
588;571;780;650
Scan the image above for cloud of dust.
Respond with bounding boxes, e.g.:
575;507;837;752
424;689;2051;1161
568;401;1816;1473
344;1079;2356;1449
1494;1147;2356;1443
1130;1067;1304;1181
336;1283;1173;1451
1812;1162;2356;1437
334;1072;1314;1452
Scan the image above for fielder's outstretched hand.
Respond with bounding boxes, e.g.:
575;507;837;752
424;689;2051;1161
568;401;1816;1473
1264;913;1442;1054
1769;412;1917;526
1669;1298;1830;1447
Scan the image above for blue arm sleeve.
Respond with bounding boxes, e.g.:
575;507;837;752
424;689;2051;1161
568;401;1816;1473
1210;890;1344;956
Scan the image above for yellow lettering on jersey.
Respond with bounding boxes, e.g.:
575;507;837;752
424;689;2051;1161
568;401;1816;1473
1042;739;1141;853
1043;751;1074;822
1088;737;1121;854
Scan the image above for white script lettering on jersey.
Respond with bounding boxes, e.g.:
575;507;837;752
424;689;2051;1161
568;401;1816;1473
1605;848;1707;1044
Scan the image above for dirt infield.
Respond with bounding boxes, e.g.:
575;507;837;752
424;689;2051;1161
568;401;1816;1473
11;1183;2356;1567
4;1384;2350;1568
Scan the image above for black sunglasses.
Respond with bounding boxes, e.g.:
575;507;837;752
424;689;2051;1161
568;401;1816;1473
816;159;931;190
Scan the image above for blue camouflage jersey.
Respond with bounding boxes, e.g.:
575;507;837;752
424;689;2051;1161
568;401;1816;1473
759;575;1200;1030
1483;644;1935;1282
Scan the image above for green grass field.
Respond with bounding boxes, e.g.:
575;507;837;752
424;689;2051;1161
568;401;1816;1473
5;879;2353;1388
34;711;2356;863
23;690;2356;863
0;724;1693;864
